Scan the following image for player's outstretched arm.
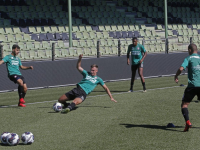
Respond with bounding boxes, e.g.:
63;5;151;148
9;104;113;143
174;67;184;83
102;84;117;102
0;60;4;66
20;65;33;70
77;54;84;73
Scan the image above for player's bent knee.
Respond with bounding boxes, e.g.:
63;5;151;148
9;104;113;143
73;98;82;105
17;79;23;86
58;94;68;103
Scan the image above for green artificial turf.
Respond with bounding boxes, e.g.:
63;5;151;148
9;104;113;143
1;75;200;150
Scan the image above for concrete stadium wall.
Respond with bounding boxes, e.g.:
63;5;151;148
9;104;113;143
0;52;190;91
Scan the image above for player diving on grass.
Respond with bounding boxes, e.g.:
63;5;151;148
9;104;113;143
174;43;200;132
0;44;33;107
127;37;147;92
58;54;117;114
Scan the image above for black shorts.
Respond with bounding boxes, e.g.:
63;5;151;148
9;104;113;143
182;87;200;102
9;75;26;84
131;63;143;71
65;85;87;101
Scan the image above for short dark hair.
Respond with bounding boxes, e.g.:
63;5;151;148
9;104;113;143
12;44;20;50
132;37;137;41
188;43;197;52
91;64;98;68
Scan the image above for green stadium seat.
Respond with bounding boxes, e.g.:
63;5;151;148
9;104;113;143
5;27;14;34
44;26;51;33
60;49;70;57
42;41;50;50
37;50;46;59
96;32;103;39
7;35;15;42
55;49;61;58
15;34;26;42
79;40;87;47
51;26;59;33
85;26;92;32
72;40;79;47
25;42;34;50
24;34;34;42
34;41;44;50
89;32;96;39
58;26;67;33
0;28;6;34
2;43;10;51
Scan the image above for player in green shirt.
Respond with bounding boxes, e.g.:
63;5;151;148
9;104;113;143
0;45;33;107
174;43;200;132
59;54;117;114
127;37;147;92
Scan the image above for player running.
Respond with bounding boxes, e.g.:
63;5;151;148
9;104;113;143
127;37;147;92
0;44;33;107
59;54;117;114
174;43;200;132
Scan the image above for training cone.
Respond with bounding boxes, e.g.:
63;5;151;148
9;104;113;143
167;123;175;128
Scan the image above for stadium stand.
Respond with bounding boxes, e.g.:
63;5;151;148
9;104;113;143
0;0;199;60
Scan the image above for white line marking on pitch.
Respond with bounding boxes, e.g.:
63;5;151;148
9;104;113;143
0;85;182;108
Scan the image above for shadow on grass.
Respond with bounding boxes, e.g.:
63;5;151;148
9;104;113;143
48;107;79;113
92;91;128;93
120;124;186;132
0;105;20;109
0;143;32;147
78;106;111;108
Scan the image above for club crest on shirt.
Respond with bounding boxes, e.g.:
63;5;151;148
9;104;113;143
11;57;13;59
137;47;140;50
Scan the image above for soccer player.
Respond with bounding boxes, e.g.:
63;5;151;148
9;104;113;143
174;43;200;132
0;45;33;107
127;37;147;92
58;54;117;114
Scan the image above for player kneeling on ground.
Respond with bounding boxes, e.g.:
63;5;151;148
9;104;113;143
0;45;33;107
58;54;117;114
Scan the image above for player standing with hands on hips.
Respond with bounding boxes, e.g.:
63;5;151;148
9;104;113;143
174;43;200;132
127;37;147;92
0;45;33;107
59;54;117;114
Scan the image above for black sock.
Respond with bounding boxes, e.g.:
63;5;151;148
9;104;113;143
63;102;70;108
18;85;24;99
182;108;189;121
130;81;134;90
67;102;76;111
142;82;146;90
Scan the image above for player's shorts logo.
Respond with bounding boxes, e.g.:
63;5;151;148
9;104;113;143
81;96;85;100
14;76;17;78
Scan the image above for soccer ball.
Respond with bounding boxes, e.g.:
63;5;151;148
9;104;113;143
21;132;34;145
53;102;62;112
0;132;11;145
6;133;20;146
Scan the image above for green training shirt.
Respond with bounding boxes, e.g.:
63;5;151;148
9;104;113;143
181;53;200;87
127;43;146;65
2;54;22;76
78;70;105;95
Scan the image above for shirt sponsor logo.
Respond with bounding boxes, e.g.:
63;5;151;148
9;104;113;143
11;60;19;66
131;51;140;55
85;75;97;83
192;65;200;70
